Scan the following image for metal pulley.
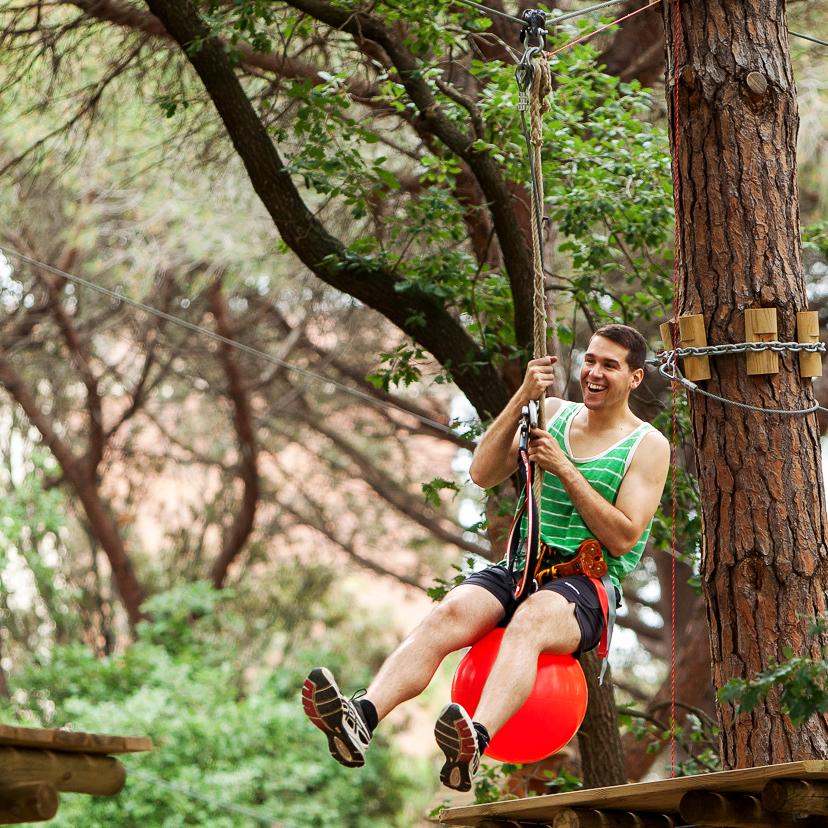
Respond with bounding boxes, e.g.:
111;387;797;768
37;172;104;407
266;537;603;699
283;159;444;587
515;9;548;110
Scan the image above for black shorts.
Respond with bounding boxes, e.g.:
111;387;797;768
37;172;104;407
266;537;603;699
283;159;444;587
460;565;606;655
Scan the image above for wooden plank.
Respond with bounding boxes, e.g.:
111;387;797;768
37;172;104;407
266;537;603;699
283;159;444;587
438;761;828;826
677;314;711;382
659;321;674;355
678;790;825;827
745;308;779;375
796;311;822;378
0;746;126;795
0;782;58;825
763;778;828;815
0;724;152;755
553;809;673;827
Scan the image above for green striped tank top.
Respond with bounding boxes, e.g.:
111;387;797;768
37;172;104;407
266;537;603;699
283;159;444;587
525;401;656;593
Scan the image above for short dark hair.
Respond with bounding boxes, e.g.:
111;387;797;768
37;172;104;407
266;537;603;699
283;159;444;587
592;324;646;371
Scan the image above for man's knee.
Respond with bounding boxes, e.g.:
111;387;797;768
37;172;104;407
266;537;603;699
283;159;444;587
504;591;581;651
414;585;503;645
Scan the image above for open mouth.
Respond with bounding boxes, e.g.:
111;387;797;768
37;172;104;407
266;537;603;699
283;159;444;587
585;382;606;393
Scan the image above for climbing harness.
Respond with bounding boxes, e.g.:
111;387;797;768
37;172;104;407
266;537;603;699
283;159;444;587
535;537;617;685
505;400;541;601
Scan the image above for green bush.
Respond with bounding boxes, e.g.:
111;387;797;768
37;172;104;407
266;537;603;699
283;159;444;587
1;584;431;828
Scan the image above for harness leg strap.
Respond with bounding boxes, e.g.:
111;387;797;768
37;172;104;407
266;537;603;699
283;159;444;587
590;574;618;685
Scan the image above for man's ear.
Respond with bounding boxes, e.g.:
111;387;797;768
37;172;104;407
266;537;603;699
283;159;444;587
630;368;644;389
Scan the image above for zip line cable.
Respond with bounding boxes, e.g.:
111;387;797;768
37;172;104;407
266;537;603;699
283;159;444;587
789;30;828;49
126;768;313;828
0;247;463;436
450;0;826;51
547;0;662;57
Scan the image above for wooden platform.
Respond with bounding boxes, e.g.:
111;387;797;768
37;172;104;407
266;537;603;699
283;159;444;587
0;724;153;825
438;760;828;827
0;723;153;755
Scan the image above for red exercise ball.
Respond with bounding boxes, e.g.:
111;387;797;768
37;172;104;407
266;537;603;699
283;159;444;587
451;627;588;763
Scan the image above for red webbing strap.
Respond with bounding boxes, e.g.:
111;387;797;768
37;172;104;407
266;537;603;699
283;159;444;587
591;576;610;658
590;574;617;684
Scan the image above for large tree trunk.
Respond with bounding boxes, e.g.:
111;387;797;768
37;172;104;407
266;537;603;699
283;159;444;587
663;0;828;768
578;653;627;788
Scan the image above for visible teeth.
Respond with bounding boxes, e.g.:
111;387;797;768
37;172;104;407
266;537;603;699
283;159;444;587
587;383;605;391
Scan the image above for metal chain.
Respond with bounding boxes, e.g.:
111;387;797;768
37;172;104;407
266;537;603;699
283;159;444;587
657;341;827;359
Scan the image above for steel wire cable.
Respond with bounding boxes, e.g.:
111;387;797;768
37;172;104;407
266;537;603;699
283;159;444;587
126;768;314;828
450;0;826;51
0;247;464;435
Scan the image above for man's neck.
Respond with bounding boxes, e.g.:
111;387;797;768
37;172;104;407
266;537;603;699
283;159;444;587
576;400;637;433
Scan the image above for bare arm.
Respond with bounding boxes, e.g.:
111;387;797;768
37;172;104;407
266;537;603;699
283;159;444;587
527;428;671;557
469;357;561;490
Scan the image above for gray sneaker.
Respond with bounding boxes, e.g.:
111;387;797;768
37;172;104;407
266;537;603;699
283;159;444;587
302;667;371;768
434;703;481;792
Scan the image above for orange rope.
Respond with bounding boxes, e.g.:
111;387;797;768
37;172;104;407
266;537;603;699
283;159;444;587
670;0;681;780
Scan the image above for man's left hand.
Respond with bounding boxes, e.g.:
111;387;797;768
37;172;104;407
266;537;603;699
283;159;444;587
526;427;571;476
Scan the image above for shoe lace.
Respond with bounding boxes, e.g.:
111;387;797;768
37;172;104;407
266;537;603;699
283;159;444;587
344;689;370;740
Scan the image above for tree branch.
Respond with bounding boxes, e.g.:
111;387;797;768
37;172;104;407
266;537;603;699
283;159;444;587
304;411;489;557
208;278;260;588
62;0;380;98
0;352;148;628
283;0;536;352
280;499;429;591
142;0;512;419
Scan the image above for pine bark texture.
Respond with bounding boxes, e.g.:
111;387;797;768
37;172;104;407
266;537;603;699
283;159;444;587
662;0;828;767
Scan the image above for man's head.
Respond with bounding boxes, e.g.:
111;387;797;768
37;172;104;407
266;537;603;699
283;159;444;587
592;324;646;371
581;325;646;410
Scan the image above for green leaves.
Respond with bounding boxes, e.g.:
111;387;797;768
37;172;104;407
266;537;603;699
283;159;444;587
422;477;460;508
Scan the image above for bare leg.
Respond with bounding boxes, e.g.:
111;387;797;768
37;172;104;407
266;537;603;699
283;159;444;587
365;584;505;722
473;590;581;736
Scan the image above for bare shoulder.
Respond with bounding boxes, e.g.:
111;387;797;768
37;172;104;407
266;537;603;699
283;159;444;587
633;428;671;475
544;397;565;419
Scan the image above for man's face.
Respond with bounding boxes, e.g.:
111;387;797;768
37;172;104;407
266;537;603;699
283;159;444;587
579;335;643;410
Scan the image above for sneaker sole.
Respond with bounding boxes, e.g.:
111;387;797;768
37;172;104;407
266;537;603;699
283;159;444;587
302;668;366;768
435;703;479;792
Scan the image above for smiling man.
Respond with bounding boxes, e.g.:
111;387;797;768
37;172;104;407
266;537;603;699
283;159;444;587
302;324;670;793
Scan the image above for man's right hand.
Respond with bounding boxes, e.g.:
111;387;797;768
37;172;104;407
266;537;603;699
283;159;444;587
469;356;559;490
520;356;558;402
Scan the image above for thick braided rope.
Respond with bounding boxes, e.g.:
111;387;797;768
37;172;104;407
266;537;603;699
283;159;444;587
529;54;551;498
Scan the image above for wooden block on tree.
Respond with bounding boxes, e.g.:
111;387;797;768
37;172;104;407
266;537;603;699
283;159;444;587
659;321;675;353
677;314;711;381
0;782;58;825
796;311;822;378
553;808;673;828
679;790;825;827
745;308;779;375
660;316;710;382
0;746;125;796
763;778;828;815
